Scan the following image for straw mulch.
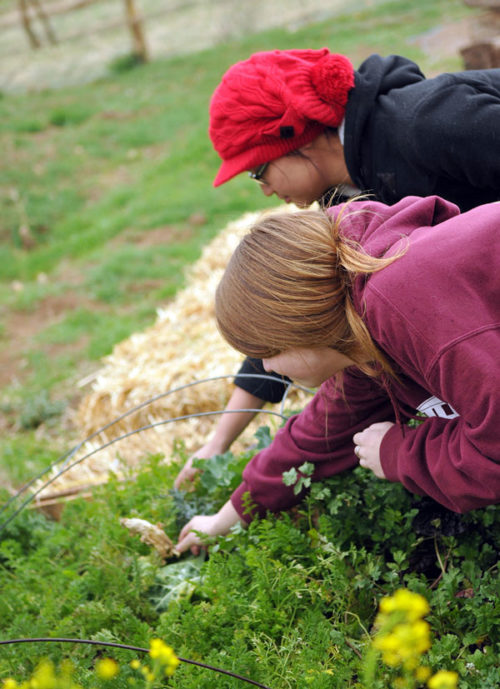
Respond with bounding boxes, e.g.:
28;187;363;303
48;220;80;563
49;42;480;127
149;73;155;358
33;206;311;505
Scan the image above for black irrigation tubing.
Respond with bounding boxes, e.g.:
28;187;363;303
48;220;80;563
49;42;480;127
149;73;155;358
0;374;314;534
0;637;274;689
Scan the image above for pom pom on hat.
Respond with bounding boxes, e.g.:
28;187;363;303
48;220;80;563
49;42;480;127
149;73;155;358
308;53;355;123
209;48;355;186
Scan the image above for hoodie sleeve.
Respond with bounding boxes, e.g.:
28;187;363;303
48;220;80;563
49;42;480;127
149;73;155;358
354;198;500;513
380;327;500;513
231;368;395;522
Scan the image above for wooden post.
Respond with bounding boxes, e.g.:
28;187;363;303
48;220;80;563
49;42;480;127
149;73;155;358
18;0;41;48
29;0;58;45
123;0;148;62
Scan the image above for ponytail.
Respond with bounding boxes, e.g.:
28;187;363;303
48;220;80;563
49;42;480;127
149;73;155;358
215;206;404;378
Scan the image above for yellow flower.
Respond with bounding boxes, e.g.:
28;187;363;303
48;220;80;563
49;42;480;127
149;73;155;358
164;662;179;678
3;680;18;689
374;588;432;675
150;639;173;660
374;618;431;670
96;658;119;680
374;633;400;653
379;589;430;622
416;666;432;682
149;639;180;676
427;670;459;689
130;659;141;670
142;669;155;683
31;661;56;689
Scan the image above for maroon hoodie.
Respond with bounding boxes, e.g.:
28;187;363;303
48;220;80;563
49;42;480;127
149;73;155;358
230;196;500;519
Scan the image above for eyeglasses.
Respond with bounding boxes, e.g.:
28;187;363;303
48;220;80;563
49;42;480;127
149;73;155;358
248;162;269;185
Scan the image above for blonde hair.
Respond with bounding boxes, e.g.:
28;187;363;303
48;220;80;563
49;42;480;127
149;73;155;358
215;207;404;378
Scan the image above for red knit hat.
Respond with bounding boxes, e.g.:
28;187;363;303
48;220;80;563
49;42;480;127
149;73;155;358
209;48;355;187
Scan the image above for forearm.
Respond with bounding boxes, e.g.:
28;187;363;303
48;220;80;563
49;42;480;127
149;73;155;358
231;374;396;521
213;499;243;532
206;387;265;454
174;388;265;489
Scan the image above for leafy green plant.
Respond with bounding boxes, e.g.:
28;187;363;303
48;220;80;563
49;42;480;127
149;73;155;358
0;445;498;686
282;461;315;495
19;390;65;429
192;451;249;494
150;557;205;612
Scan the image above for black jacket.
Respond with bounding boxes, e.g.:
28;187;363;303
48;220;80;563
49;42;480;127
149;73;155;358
237;54;500;403
345;54;500;212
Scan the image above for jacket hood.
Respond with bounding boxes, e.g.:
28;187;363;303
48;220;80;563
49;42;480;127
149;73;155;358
328;195;461;431
343;54;425;189
326;195;461;314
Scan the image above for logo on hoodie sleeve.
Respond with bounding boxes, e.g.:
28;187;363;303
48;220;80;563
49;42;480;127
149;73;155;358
417;395;459;419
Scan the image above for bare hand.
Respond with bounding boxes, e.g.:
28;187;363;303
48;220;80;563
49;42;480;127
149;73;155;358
352;422;394;478
175;501;242;555
174;442;221;490
173;456;198;490
176;515;221;555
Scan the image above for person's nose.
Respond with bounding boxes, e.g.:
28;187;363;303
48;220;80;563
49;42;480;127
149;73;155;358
260;183;274;197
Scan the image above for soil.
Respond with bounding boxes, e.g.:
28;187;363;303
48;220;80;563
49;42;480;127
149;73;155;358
0;292;94;388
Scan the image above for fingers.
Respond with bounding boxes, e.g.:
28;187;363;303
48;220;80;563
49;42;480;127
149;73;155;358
173;458;199;490
353;445;369;469
174;468;193;490
178;518;195;543
353;428;371;446
176;504;238;556
353;444;368;466
352;422;394;479
175;530;201;556
353;421;394;446
176;520;201;555
176;514;215;555
352;431;364;447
